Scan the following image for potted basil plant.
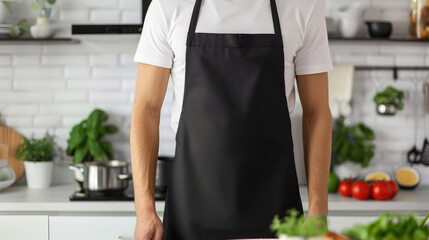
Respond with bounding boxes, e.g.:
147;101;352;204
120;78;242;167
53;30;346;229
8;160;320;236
16;130;61;189
271;209;329;240
373;86;404;116
66;109;118;190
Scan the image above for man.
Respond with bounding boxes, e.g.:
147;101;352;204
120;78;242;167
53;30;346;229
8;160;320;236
130;0;333;239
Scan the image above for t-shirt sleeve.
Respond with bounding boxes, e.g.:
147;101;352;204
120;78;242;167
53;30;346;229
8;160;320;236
294;0;333;75
133;0;173;68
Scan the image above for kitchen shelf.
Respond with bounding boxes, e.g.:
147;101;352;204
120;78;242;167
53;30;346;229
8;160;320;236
329;37;429;43
0;37;80;44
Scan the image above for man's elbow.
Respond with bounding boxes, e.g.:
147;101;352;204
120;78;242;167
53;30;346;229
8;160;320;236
302;106;332;124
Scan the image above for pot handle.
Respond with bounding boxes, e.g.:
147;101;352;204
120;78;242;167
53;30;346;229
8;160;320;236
117;173;132;181
68;164;84;173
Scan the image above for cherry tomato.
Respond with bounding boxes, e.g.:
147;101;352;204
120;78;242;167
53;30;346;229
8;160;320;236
351;181;371;200
371;182;392;201
388;180;399;199
338;181;353;197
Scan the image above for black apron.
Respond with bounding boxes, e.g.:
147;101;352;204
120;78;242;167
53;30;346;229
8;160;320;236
162;0;303;239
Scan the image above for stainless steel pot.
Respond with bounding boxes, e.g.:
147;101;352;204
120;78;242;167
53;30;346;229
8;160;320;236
69;160;132;196
155;156;173;200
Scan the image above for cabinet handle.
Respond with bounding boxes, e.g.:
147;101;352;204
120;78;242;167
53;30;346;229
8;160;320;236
116;235;133;240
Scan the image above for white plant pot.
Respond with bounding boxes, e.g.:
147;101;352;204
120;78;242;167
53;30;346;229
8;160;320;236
279;235;323;240
30;16;53;39
24;161;53;189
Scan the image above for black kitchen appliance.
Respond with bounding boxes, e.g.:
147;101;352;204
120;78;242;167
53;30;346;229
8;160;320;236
69;156;173;201
72;0;151;34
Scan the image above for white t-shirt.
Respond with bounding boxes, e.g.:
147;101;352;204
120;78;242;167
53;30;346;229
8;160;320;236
134;0;333;133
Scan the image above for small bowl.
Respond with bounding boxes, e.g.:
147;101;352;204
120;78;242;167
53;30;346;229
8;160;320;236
377;103;397;115
365;21;392;38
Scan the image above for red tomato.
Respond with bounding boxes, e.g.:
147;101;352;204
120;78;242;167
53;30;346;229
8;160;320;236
388;180;399;199
371;182;392;201
351;181;371;200
338;181;353;197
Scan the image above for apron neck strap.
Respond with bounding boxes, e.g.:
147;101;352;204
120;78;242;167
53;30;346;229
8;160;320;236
187;0;283;46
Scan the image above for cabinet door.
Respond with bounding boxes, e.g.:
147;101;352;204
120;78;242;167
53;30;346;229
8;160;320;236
0;215;48;240
49;216;137;240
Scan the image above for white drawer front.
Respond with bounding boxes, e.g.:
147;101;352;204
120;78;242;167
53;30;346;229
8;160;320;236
0;215;48;240
49;216;137;240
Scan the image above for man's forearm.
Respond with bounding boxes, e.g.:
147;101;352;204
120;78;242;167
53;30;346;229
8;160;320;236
130;106;161;216
302;109;332;217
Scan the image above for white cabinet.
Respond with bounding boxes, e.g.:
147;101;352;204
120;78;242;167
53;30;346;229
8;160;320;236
49;216;137;240
0;215;48;240
327;216;380;233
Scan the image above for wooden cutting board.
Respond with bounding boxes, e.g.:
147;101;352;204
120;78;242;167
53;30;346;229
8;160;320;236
0;125;25;183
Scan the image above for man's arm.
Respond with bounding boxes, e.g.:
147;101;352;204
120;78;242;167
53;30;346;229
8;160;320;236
130;63;170;240
296;72;332;218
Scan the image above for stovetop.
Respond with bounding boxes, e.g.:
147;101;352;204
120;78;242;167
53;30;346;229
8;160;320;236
69;190;166;201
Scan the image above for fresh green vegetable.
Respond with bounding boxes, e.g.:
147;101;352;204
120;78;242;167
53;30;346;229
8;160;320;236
342;212;429;240
331;117;375;169
374;86;404;111
66;109;118;164
0;172;9;181
16;130;61;162
270;208;328;237
328;172;340;193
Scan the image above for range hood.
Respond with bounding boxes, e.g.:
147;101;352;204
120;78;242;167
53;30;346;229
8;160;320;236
72;0;150;35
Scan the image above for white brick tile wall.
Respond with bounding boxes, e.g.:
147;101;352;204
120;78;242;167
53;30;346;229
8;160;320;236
62;116;88;126
42;55;88;66
395;55;426;66
120;54;135;65
89;54;119;66
0;92;53;103
0;55;12;66
0;45;42;54
89;91;129;102
34;116;62;127
121;10;140;24
121;79;136;90
54;91;88;102
14;67;63;79
59;9;90;22
67;79;121;89
120;0;141;9
0;104;39;115
3;116;33;127
92;66;137;78
13;80;67;90
0;79;12;90
40;104;95;115
13;55;40;66
0;67;14;78
64;66;91;78
57;0;118;9
90;10;121;23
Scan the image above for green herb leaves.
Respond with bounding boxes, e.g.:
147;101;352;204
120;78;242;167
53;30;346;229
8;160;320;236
332;118;375;169
374;86;404;111
342;212;429;240
270;209;329;237
66;109;118;164
15;130;60;162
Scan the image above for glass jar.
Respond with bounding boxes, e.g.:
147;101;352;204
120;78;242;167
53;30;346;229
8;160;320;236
410;0;418;39
417;0;429;39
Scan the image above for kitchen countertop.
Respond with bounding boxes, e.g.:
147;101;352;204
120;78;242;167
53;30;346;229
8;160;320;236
0;184;428;216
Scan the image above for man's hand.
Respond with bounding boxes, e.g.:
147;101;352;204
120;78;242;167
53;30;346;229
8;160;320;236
134;210;163;240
